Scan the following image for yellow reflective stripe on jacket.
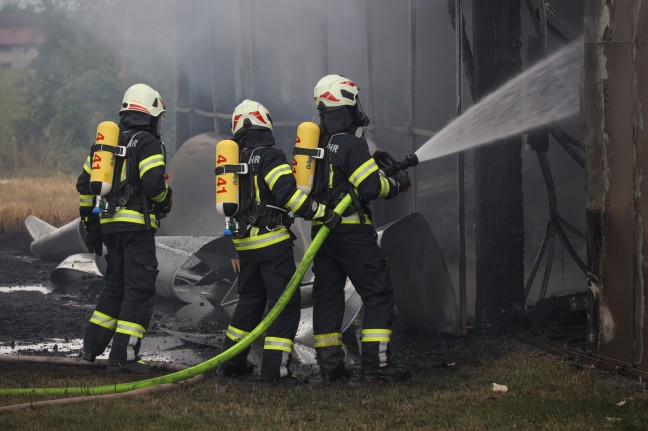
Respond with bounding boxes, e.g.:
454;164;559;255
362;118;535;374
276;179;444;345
284;190;308;212
313;204;326;219
139;154;165;178
348;158;378;188
232;227;290;251
115;319;147;338
312;212;372;226
89;310;117;331
361;328;392;343
254;176;260;203
100;208;158;229
83;156;92;174
226;325;249;342
80;194;94;208
314;332;343;348
378;175;391;198
151;184;169;202
119;160;127;182
264;336;294;353
264;164;292;190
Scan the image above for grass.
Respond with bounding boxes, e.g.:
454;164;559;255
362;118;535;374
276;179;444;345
0;175;78;233
0;344;646;430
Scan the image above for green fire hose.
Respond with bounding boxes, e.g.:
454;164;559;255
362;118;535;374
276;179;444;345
0;196;352;397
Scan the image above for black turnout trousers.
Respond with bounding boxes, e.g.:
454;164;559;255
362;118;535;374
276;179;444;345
312;228;395;370
83;230;158;362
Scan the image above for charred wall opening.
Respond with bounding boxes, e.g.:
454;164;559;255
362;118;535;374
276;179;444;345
470;0;525;333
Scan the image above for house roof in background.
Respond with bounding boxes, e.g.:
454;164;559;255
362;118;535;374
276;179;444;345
0;28;44;46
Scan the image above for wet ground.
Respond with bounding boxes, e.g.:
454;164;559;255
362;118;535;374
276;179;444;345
0;231;588;382
0;232;226;366
0;230;487;381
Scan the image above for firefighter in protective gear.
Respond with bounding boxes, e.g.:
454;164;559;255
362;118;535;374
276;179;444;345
219;99;338;385
310;74;412;382
77;83;172;374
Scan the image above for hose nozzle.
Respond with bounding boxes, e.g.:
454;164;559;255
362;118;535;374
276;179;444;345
394;154;419;172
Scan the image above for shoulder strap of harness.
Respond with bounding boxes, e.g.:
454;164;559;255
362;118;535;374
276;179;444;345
91;144;127;157
237;146;266;225
310;135;332;202
104;130;146;208
313;133;370;219
293;146;325;159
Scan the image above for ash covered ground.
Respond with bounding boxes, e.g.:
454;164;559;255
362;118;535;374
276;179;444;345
0;232;225;364
0;231;536;379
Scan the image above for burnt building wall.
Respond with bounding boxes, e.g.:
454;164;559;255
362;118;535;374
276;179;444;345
174;1;587;325
583;0;648;370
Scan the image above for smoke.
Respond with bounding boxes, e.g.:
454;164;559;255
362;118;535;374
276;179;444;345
8;0;587;315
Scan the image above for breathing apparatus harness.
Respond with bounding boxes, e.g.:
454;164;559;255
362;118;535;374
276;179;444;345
310;133;371;223
233;146;294;239
93;130;167;228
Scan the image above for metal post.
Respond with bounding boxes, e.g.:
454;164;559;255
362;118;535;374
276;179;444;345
409;0;417;213
322;2;329;74
456;0;467;334
209;1;219;135
540;0;548;49
364;0;375;124
248;0;255;98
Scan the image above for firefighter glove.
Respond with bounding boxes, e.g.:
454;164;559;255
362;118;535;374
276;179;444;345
389;170;411;195
157;186;173;216
321;208;342;231
83;217;103;256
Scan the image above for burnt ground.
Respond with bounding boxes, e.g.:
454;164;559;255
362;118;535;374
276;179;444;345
0;230;591;382
0;232;224;363
0;233;83;344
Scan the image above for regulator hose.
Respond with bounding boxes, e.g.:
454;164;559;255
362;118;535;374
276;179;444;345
0;195;352;397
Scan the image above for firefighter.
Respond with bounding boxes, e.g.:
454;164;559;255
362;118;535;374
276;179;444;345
77;83;172;374
310;74;412;382
219;99;340;385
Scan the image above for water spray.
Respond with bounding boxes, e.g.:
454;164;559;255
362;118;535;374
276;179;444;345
415;37;583;163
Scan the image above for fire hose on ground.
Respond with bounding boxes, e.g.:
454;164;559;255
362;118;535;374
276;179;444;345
0;195;352;398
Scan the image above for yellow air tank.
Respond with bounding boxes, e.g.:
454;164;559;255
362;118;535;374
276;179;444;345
215;139;240;235
89;121;120;214
292;122;321;194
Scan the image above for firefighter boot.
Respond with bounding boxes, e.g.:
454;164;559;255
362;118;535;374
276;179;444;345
260;373;309;386
324;361;352;383
107;358;156;374
219;360;255;377
259;347;307;385
361;338;411;382
218;337;254;377
317;345;348;382
79;350;96;363
81;318;116;362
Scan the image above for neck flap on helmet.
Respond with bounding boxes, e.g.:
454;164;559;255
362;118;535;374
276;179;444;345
120;111;162;139
319;104;370;136
234;128;275;149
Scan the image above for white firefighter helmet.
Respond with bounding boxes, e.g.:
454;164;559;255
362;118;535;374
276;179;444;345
120;83;165;117
313;74;360;110
231;99;273;136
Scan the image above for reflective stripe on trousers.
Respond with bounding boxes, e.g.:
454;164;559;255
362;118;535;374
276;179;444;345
314;332;343;348
362;328;392;368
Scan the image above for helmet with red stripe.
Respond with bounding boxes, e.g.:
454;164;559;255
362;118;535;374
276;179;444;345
120;83;165;117
231;99;273;136
313;74;360;111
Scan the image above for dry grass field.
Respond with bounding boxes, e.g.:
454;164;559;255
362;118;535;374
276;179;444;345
0;175;78;233
1;346;648;430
